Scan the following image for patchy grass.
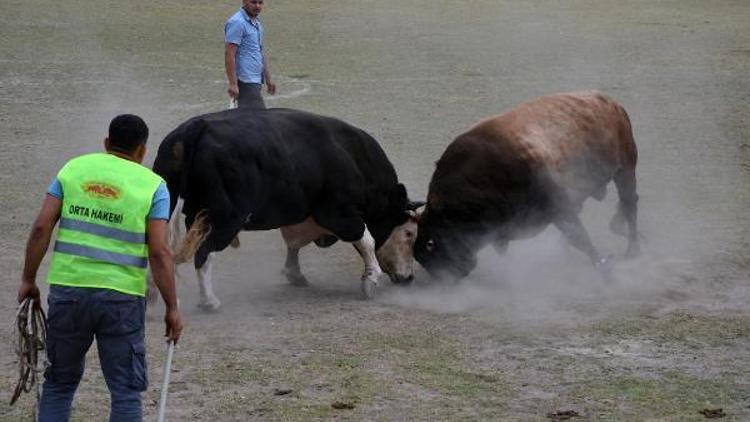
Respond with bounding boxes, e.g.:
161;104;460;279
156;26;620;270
164;327;513;420
593;310;750;346
571;372;747;421
174;342;388;420
363;331;512;418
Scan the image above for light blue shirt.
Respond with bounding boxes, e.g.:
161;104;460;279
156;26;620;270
225;8;265;84
48;178;171;220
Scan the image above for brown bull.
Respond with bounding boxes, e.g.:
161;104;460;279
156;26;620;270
414;91;639;279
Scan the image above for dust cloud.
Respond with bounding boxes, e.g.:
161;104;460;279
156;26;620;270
379;185;711;328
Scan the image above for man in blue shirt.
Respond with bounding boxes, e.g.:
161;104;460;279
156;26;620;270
225;0;277;109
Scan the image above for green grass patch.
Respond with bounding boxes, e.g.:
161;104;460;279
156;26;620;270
593;310;750;346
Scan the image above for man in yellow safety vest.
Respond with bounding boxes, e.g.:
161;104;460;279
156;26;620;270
17;114;183;422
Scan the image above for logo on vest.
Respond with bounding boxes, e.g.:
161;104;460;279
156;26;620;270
82;182;121;200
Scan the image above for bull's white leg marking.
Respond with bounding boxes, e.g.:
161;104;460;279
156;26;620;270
352;227;382;299
197;252;221;311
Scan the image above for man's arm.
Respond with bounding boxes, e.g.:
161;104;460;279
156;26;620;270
18;194;62;303
147;219;184;344
262;51;276;95
225;42;240;100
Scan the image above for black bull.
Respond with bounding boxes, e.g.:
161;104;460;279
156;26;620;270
414;91;640;280
153;108;421;302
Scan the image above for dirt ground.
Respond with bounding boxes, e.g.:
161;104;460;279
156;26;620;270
1;0;750;420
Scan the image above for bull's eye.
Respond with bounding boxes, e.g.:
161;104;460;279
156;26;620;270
405;230;414;239
426;239;435;252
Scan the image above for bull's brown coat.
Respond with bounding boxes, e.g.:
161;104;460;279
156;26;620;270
415;91;639;279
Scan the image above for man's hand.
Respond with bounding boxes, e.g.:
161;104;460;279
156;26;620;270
165;307;183;344
17;280;40;304
266;80;276;95
228;83;240;99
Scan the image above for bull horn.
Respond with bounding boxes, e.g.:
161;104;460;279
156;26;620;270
407;200;426;210
404;209;422;222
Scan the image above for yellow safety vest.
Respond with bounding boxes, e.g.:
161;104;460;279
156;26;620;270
47;152;164;296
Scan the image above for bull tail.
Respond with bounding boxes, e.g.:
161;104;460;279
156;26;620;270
173;210;211;265
610;134;640;257
169;197;184;252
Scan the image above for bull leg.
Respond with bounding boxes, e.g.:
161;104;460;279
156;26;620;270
281;247;309;286
612;168;640;258
310;202;377;296
352;227;383;299
196;253;221;312
554;212;610;272
280;224;320;286
609;203;628;237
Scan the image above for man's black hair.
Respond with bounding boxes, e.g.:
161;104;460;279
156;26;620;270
108;114;149;154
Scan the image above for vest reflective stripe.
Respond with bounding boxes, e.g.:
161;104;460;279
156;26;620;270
54;241;148;268
59;217;146;244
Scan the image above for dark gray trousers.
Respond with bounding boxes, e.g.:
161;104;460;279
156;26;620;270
238;81;266;110
39;286;147;422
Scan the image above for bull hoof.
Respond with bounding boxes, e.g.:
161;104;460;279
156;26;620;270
282;268;309;287
197;299;221;313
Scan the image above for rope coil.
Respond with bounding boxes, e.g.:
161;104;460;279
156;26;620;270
11;298;48;410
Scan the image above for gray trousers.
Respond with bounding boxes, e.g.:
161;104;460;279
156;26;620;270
238;81;266;110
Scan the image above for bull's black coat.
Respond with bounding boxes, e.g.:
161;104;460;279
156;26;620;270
153;108;412;268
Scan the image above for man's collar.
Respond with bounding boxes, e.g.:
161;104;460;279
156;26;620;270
107;150;139;163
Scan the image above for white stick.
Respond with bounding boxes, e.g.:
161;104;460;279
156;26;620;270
157;340;175;422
